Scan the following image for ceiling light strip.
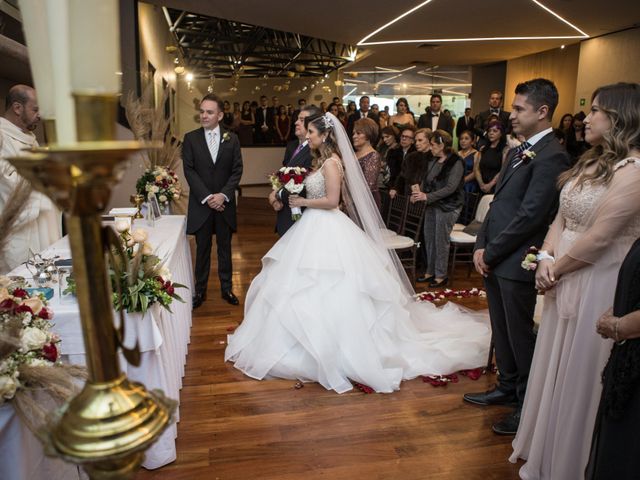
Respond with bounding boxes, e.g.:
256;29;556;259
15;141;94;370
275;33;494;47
361;35;585;46
358;0;435;45
357;0;588;46
531;0;589;37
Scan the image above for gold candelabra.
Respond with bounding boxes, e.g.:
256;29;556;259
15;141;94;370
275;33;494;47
8;94;175;479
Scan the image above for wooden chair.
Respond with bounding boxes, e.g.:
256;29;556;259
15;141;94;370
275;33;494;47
385;194;408;234
452;190;480;231
385;199;427;287
448;194;494;285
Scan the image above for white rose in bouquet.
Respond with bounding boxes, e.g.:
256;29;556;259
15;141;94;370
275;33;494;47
0;375;18;401
158;194;167;203
21;326;48;351
151;186;160;194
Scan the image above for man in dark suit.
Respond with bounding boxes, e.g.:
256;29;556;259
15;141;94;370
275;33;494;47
386;126;416;190
347;95;379;138
183;93;243;308
456;107;475;138
269;105;319;236
463;79;570;435
254;95;274;144
475;90;512;132
417;94;454;134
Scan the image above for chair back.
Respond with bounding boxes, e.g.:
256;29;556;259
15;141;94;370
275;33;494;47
475;194;494;223
460;190;480;225
387;194;408;233
401;200;427;242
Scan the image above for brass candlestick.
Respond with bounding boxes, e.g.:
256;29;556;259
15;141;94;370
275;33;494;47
7;94;175;479
130;194;145;219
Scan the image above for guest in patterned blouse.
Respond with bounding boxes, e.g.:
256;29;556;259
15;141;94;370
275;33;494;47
353;117;382;208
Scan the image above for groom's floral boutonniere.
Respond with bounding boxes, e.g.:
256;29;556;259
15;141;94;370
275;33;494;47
221;132;231;144
512;149;536;169
521;149;536;164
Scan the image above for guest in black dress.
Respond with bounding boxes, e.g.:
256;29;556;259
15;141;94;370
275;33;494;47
474;120;506;194
587;236;640;479
238;101;254;146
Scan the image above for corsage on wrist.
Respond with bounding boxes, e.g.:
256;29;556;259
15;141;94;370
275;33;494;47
521;247;555;271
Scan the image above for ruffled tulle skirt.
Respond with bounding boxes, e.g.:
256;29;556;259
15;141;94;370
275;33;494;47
225;208;490;393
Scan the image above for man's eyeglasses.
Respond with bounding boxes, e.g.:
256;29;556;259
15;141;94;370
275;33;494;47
401;135;414;140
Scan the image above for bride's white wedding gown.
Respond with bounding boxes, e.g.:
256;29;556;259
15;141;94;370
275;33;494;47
225;164;491;393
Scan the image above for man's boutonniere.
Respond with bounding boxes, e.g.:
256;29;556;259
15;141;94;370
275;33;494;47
512;149;536;169
521;149;536;164
221;132;231;144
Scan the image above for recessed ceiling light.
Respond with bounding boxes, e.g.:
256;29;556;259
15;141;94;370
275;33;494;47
358;0;588;46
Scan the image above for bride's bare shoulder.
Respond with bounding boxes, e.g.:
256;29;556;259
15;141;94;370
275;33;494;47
323;155;344;173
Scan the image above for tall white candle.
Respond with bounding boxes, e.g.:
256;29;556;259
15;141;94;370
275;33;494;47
69;0;121;94
19;0;55;119
45;0;76;144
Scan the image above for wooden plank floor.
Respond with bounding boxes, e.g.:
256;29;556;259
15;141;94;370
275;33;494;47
138;199;523;480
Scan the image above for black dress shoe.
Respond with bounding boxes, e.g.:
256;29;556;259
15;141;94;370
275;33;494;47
221;291;239;306
428;277;449;288
463;387;518;406
492;409;521;435
416;275;434;283
192;292;206;309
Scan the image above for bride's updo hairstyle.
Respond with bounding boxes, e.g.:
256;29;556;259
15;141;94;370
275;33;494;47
305;112;342;169
559;82;640;188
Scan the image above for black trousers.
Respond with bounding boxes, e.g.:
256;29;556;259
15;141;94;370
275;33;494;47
194;211;233;294
484;273;537;405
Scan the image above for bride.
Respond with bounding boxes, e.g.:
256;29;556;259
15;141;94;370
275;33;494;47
225;112;490;393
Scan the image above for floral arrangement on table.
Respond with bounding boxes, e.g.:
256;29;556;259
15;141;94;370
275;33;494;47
135;165;182;209
268;166;309;220
110;221;186;314
122;83;185;213
0;277;86;430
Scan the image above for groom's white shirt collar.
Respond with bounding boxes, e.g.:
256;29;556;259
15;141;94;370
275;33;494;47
526;127;553;147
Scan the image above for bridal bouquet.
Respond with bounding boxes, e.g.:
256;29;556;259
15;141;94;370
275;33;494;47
269;166;309;221
136;166;182;208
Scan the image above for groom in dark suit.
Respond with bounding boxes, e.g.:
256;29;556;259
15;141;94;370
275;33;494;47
269;105;319;236
463;79;570;434
183;94;243;308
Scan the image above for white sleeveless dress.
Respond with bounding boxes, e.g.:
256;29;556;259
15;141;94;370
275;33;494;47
225;164;491;393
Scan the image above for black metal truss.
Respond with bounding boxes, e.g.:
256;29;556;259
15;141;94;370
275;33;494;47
163;8;355;79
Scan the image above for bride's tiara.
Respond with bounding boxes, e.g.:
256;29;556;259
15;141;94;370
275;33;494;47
321;114;334;130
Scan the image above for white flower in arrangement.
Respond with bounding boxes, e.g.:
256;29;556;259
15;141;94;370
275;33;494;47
0;375;18;400
158;194;167;203
115;219;130;233
20;326;48;351
142;242;154;256
151;185;160;194
26;358;52;367
132;229;148;244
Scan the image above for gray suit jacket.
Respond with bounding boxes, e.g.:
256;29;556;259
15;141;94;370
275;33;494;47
474;132;570;282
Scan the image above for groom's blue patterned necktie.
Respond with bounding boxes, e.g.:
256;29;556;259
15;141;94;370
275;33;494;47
509;141;532;168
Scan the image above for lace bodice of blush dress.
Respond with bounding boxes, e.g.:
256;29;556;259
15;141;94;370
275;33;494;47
560;160;640;239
